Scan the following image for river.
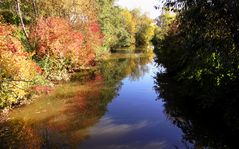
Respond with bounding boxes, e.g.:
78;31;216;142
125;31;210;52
0;53;190;149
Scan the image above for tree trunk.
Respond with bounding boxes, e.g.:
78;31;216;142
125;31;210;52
16;0;28;38
32;0;38;18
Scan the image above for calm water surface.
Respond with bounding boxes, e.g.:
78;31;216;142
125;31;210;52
80;62;187;149
0;54;190;149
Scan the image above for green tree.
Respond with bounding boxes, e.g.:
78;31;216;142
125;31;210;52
132;11;155;48
96;0;131;49
154;0;239;87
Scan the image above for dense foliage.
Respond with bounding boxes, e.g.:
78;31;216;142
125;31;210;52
154;0;239;87
0;24;43;107
153;1;239;148
30;17;98;80
0;0;155;108
96;0;155;50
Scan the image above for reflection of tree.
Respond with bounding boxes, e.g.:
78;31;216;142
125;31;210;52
154;73;239;149
0;53;153;148
1;78;121;148
99;53;153;82
0;120;41;148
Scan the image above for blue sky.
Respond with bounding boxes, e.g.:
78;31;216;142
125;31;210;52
115;0;161;19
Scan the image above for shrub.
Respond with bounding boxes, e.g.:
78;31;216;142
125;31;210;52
0;23;40;108
30;17;97;69
85;22;104;59
37;55;70;81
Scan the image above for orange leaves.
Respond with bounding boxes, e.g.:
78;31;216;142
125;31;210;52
0;24;14;36
6;43;18;53
30;17;71;58
0;24;22;55
0;23;40;81
0;17;104;107
0;23;42;107
71;31;84;42
30;17;103;67
84;22;103;50
89;22;101;33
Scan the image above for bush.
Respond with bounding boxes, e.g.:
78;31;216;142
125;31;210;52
0;23;41;108
37;55;70;81
30;17;97;69
85;22;104;59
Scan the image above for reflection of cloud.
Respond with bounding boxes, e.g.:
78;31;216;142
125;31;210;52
91;117;149;136
82;117;169;149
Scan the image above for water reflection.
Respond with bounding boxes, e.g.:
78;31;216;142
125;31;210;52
79;58;187;149
90;117;150;137
98;53;153;84
154;72;239;149
0;53;153;148
0;119;41;148
1;81;111;148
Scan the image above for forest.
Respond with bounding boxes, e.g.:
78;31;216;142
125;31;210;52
1;0;239;148
0;0;155;108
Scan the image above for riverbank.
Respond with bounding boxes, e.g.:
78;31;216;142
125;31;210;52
0;2;155;109
0;52;156;148
0;52;153;120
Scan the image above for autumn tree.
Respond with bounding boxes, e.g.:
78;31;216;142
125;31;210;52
120;9;137;45
0;24;42;107
131;10;155;48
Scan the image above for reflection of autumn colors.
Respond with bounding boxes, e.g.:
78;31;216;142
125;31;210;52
0;120;41;148
5;80;107;148
1;53;153;148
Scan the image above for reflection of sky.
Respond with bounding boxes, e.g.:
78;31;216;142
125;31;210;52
91;117;149;136
83;118;169;148
116;0;162;19
80;62;189;149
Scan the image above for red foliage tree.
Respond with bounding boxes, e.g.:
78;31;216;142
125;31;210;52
30;17;102;67
0;23;40;79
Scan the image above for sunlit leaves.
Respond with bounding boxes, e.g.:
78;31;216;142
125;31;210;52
97;1;155;50
120;9;137;45
0;24;40;107
30;17;97;67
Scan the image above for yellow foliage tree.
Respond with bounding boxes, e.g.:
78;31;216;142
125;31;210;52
0;24;39;107
121;9;137;44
